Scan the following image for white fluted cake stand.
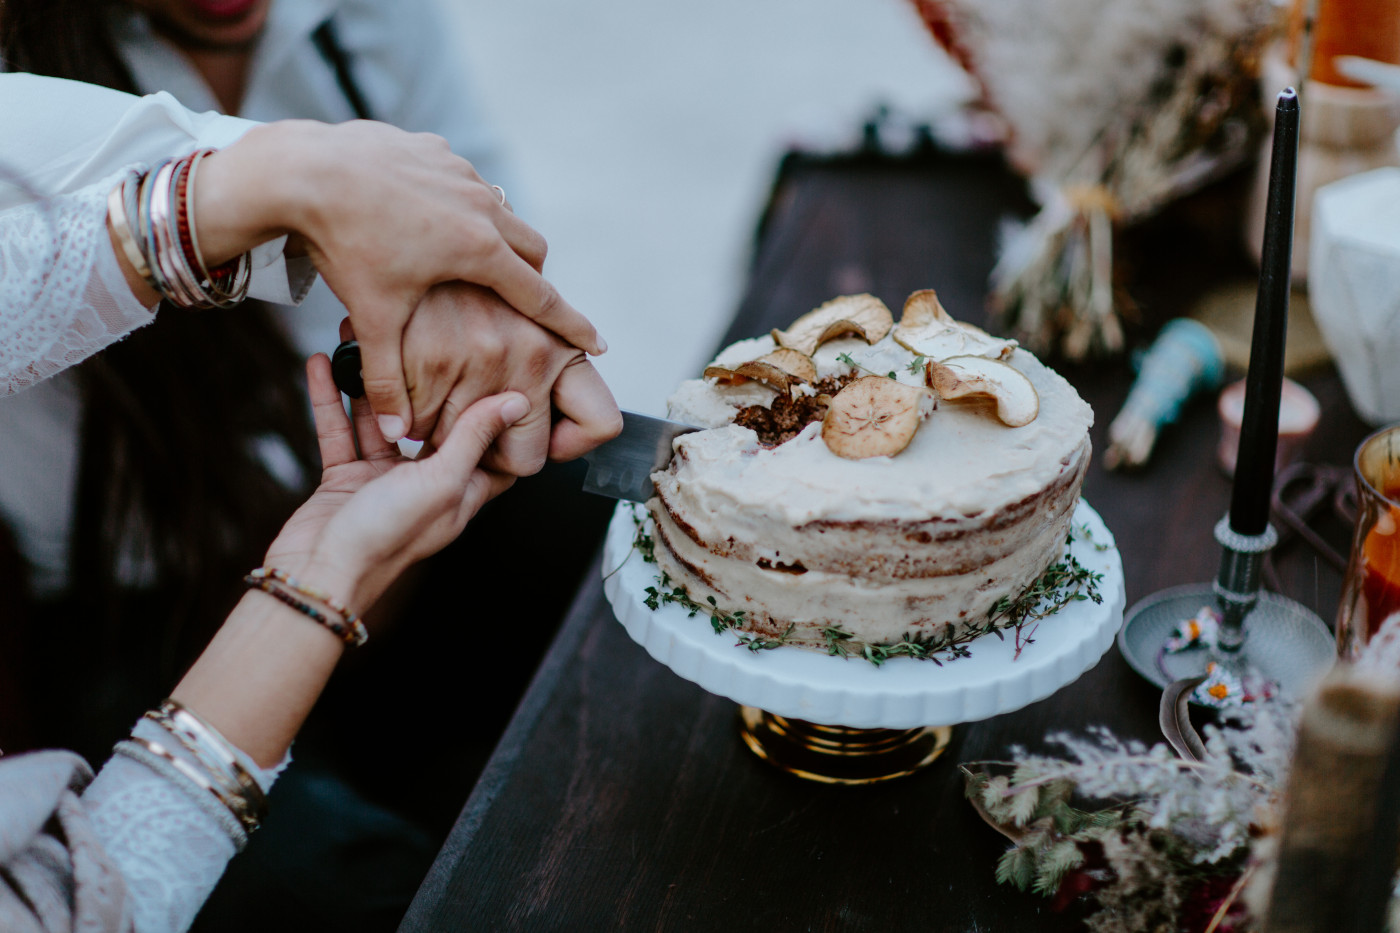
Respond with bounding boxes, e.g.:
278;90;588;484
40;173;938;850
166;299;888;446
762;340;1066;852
601;499;1125;782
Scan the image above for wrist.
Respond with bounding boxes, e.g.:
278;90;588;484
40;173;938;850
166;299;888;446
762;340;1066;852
192;121;323;265
173;590;345;767
106;208;161;307
267;557;361;613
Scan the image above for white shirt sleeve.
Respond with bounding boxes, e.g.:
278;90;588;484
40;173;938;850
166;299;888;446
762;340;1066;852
0;73;315;396
0;171;156;396
82;720;289;933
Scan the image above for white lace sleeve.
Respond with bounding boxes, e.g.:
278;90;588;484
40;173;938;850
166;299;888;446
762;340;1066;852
0;168;160;396
0;177;317;397
0;73;318;396
82;721;289;933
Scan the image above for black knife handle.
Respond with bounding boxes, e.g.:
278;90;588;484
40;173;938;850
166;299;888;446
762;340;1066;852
331;340;364;398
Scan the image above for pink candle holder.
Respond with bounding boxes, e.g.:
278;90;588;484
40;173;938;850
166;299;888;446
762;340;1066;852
1217;377;1321;477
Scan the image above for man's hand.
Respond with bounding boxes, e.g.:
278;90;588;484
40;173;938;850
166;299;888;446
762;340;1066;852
348;281;621;476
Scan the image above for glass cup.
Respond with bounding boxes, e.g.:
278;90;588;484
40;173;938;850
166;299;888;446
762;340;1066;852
1336;423;1400;660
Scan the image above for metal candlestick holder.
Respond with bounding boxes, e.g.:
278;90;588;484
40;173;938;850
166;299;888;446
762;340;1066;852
1118;513;1335;699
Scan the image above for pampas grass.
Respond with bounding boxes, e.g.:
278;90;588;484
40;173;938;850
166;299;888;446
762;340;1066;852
912;0;1276;358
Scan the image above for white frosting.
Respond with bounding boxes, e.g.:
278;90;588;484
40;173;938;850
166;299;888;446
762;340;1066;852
649;323;1095;648
666;378;775;429
664;345;1089;523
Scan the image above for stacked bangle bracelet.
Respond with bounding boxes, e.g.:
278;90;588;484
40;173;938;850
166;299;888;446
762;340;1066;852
243;566;368;647
115;698;271;845
144;699;268;831
108;149;252;309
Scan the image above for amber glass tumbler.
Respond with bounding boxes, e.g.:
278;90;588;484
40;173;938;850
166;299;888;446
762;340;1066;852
1337;424;1400;659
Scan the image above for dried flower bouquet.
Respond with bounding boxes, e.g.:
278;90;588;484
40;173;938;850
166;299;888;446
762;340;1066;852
963;708;1293;932
964;617;1400;932
910;0;1274;359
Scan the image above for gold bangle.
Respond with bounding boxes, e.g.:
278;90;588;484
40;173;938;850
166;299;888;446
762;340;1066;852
122;735;260;834
107;174;153;285
145;699;268;823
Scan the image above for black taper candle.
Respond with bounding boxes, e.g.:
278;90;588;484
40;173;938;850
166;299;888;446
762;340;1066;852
1229;88;1299;536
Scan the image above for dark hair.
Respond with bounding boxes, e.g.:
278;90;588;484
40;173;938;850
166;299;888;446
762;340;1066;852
2;0;319;753
0;0;133;87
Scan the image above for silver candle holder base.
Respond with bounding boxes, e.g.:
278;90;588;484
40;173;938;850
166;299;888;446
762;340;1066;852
1117;516;1335;700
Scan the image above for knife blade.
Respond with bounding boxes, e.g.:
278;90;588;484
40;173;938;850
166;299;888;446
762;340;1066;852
330;340;696;501
579;410;697;502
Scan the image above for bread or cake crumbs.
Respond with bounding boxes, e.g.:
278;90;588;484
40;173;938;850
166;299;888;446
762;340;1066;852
734;375;852;446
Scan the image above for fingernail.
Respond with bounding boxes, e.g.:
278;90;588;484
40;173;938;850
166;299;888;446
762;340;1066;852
500;395;530;424
595;335;608;355
377;414;405;442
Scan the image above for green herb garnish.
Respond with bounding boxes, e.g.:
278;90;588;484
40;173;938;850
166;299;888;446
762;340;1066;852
631;508;1103;666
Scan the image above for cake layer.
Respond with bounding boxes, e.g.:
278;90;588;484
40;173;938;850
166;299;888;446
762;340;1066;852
649;441;1086;647
655;427;1089;582
647;304;1095;651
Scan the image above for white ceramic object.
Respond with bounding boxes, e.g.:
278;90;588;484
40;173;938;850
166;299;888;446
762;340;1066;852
1310;166;1400;425
1246;47;1400;281
601;499;1125;729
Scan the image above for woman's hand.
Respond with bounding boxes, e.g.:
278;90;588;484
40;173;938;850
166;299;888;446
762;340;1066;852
263;353;529;616
193;120;604;442
172;354;526;767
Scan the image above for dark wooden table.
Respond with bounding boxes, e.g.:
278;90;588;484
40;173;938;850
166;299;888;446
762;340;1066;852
398;147;1372;932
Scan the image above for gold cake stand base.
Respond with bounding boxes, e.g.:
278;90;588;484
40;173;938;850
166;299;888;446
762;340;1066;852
738;706;952;785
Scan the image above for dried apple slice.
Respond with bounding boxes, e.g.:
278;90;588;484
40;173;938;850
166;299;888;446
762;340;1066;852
771;294;894;356
925;355;1039;427
893;289;1017;361
821;376;933;459
703;347;818;392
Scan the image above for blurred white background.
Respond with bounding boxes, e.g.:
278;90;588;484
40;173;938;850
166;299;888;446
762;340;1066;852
434;0;970;414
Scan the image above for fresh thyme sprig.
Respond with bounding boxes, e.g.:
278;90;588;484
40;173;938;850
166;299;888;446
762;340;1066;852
642;572;795;652
630;510;1103;665
1075;521;1113;552
835;350;929;382
603;504;657;581
736;622;796;652
985;540;1104;631
834;351;901;381
820;618;994;667
631;503;656;563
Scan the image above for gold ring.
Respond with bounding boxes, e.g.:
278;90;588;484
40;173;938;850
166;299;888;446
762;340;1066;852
491;184;507;206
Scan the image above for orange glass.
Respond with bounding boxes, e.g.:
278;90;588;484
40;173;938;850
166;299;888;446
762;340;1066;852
1337;424;1400;660
1288;0;1400;88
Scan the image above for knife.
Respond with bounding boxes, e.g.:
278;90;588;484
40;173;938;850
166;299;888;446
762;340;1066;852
330;340;696;501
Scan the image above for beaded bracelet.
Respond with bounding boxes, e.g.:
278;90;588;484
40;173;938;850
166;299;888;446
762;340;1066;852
244;566;368;647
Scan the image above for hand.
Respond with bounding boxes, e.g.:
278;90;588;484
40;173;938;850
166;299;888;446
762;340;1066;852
264;353;528;615
194;120;606;442
360;281;622;475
